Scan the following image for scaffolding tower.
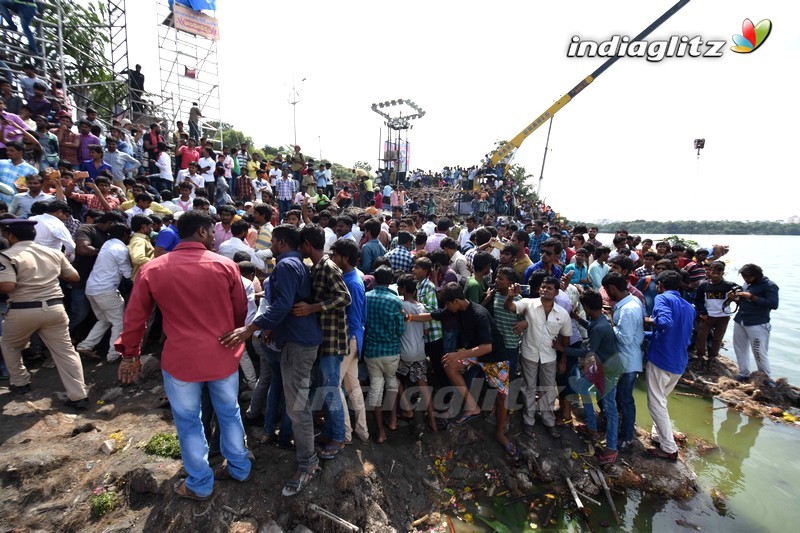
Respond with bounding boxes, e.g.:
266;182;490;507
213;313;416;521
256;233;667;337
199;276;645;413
156;0;222;147
0;0;134;128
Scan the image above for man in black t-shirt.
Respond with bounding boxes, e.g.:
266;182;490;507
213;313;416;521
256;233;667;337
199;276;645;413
413;282;519;459
70;211;127;333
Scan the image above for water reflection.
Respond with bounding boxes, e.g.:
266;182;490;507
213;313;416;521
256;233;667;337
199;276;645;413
712;409;761;498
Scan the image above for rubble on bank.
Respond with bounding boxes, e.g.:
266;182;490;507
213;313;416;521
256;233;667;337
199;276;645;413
0;357;711;533
682;355;800;425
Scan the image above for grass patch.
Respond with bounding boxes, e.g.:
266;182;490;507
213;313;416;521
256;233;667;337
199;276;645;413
143;432;181;459
90;491;118;518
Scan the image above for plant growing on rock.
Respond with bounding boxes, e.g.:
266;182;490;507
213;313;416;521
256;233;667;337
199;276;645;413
143;433;181;459
89;489;118;519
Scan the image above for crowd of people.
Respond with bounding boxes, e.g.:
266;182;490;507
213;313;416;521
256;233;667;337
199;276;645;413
0;67;782;502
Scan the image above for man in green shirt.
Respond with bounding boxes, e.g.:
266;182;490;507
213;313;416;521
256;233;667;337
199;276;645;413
464;251;492;304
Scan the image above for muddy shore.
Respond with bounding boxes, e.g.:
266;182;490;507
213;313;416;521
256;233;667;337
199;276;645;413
1;351;797;532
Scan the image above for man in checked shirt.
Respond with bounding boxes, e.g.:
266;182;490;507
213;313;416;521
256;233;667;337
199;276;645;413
292;225;352;460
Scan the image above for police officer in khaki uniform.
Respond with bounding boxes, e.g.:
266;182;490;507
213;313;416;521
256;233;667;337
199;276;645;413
0;219;89;408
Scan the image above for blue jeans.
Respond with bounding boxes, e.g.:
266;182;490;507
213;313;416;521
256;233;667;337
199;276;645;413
0;1;39;55
579;374;619;451
201;384;220;453
264;346;292;443
278;199;292;222
245;340;272;419
68;286;92;332
162;370;251;497
616;371;639;443
316;355;345;442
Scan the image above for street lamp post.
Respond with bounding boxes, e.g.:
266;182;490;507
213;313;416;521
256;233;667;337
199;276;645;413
288;76;306;147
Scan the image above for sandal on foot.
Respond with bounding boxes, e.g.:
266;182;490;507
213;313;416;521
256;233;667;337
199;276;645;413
172;479;212;501
281;467;321;497
214;463;252;482
523;424;536;439
504;440;521;461
598;449;618;465
454;411;481;426
318;442;343;460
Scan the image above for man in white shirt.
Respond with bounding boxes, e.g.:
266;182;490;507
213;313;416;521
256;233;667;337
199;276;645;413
31;201;75;260
218;220;272;272
76;223;132;362
422;214;437;237
608;235;639;263
458;216;478;250
125;193;154;222
154;142;174;194
10;174;53;218
197;147;217;201
268;167;282;188
506;275;572;438
442;237;470;285
252;168;272;198
177;161;205;193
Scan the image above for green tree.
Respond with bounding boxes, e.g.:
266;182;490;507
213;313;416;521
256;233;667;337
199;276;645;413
41;1;114;115
202;121;252;150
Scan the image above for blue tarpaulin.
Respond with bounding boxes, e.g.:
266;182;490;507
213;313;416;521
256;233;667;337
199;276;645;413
169;0;217;11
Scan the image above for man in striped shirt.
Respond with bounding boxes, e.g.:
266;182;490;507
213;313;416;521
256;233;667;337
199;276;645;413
292;225;351;459
413;256;445;387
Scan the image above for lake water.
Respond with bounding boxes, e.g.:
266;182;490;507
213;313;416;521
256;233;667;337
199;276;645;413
459;234;800;532
608;233;799;533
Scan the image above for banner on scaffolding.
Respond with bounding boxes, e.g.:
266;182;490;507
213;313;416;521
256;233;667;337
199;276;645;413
383;141;410;172
170;0;217;11
173;2;220;40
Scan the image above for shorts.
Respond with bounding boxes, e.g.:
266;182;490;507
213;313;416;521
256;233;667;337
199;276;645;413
397;359;428;384
460;357;510;397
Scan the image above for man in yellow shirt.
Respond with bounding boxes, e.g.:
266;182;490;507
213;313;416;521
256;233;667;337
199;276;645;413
119;184;174;216
128;214;155;279
247;153;262;179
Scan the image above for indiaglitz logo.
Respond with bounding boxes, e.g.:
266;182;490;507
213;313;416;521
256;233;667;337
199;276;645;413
730;18;772;53
567;17;771;61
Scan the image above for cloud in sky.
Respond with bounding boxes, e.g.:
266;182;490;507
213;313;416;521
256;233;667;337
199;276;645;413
121;0;798;221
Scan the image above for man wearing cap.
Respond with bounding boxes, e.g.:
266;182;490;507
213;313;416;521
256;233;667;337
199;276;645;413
0;219;89;407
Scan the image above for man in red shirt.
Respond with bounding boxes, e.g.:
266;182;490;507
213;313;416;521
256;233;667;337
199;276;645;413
116;211;251;501
177;138;201;170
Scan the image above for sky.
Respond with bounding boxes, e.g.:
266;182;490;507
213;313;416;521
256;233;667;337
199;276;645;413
117;0;799;222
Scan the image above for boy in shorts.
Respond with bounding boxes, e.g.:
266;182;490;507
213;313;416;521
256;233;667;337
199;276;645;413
394;274;437;435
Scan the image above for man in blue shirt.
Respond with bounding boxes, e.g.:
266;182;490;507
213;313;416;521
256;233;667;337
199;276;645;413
643;270;694;461
220;224;322;496
154;214;180;256
731;263;779;386
359;217;386;274
603;272;644;450
330;238;369;443
523;237;563;285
